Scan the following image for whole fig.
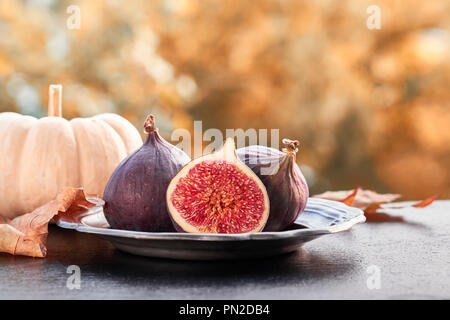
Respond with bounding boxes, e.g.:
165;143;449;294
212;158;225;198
236;139;309;231
103;114;190;232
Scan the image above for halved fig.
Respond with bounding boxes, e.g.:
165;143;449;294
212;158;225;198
166;138;270;234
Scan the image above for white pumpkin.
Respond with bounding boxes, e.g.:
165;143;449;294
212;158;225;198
0;85;142;219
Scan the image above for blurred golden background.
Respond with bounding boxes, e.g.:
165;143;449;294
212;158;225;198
0;0;449;199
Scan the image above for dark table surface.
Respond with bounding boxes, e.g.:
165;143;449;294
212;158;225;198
1;201;449;300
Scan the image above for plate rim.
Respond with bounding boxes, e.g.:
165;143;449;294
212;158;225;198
56;205;365;242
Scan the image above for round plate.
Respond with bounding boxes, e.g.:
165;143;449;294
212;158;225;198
56;198;365;260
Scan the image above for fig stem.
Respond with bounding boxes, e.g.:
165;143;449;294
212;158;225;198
48;84;62;117
221;138;236;161
144;114;157;134
282;138;299;153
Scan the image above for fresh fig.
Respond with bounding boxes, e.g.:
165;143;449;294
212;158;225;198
103;114;190;232
166;138;270;234
236;139;309;231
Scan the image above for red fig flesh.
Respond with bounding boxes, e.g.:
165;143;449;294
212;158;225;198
167;139;270;233
236;139;309;231
103;115;190;232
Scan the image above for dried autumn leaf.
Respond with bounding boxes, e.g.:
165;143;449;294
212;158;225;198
363;202;384;215
313;188;401;210
361;196;438;221
0;187;102;258
412;195;438;207
380;195;438;210
340;188;359;206
313;188;437;221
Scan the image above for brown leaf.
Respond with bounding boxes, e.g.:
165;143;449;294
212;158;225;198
412;195;438;208
340;188;359;206
0;187;100;258
313;188;436;220
363;202;385;215
380;195;438;210
363;212;406;223
313;188;401;211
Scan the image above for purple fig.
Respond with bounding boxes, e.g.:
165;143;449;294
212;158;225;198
236;139;309;231
103;114;190;232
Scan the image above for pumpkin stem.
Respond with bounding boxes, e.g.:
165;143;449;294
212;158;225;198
144;114;157;134
48;84;63;117
282;138;299;154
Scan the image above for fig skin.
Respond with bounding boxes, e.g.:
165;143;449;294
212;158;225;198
103;115;190;232
236;139;309;231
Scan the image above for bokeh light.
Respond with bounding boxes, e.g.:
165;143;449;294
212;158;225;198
0;0;448;199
